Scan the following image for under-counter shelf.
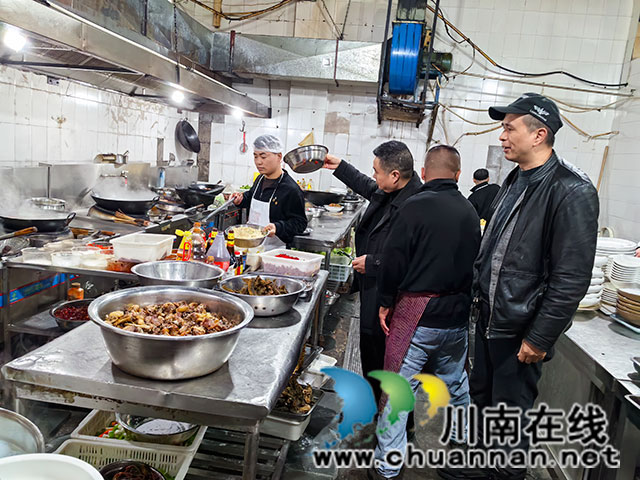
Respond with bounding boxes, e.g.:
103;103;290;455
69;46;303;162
9;309;64;337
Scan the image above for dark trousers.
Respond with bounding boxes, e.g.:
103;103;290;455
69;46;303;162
360;325;386;404
470;303;545;477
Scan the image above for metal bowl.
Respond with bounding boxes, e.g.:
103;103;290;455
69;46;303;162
88;286;254;380
306;207;324;219
50;299;93;331
99;461;164;480
131;261;224;288
226;223;268;249
283;145;328;174
29;197;66;212
0;407;45;458
219;274;305;317
115;413;198;445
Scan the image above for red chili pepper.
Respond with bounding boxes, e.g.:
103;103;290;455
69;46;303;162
275;254;299;260
55;305;90;322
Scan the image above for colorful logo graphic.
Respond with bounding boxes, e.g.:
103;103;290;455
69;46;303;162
321;367;449;443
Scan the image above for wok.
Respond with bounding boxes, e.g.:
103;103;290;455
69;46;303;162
0;212;76;233
176;184;225;207
175;120;201;153
303;190;345;206
91;194;159;215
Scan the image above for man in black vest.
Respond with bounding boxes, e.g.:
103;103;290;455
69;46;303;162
323;141;422;403
468;168;500;222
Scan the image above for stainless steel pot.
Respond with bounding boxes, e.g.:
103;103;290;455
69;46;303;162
115;413;198;445
0;407;45;458
283;145;328;174
131;261;224;288
88;286;254;380
219;274;305;317
29;197;66;212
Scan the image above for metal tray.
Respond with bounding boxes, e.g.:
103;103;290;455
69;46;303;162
270;387;325;421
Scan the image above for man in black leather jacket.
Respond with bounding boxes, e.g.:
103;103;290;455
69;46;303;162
438;94;599;480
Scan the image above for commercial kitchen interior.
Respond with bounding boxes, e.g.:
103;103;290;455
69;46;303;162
0;0;639;480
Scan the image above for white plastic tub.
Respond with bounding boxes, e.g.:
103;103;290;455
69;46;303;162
110;233;175;263
0;453;103;480
260;249;324;277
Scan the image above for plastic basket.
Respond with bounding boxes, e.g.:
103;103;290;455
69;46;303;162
70;410;206;454
55;438;193;480
328;255;352;282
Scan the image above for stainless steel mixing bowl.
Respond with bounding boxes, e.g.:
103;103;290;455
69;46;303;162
219;274;305;317
131;261;224;288
115;413;198;445
225;224;268;249
0;407;45;458
88;286;254;380
283;145;328;174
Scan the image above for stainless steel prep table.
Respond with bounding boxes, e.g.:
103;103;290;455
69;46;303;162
537;311;640;480
292;203;366;271
2;270;328;480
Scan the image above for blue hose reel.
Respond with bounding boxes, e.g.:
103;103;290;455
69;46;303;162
389;22;424;95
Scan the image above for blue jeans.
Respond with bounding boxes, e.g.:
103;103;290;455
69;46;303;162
374;325;469;478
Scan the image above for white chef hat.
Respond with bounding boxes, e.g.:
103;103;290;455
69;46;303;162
253;134;284;154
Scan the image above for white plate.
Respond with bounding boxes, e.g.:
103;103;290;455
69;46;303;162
587;285;603;294
579;297;600;308
590;277;604;286
593;256;608;268
597;238;638;250
324;205;344;213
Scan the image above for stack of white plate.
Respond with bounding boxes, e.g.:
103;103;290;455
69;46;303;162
596;237;638;277
601;282;618;306
609;255;640;289
578;267;604;310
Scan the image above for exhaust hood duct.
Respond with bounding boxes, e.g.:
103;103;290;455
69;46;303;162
0;0;270;118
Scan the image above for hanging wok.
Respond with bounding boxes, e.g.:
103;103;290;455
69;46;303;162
91;194;159;215
0;212;76;233
175;120;201;153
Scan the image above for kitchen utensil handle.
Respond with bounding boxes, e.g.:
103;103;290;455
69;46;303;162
0;226;38;241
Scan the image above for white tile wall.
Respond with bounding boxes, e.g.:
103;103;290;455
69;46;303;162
0;65;198;168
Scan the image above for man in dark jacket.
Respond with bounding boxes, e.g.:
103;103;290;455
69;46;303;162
438;94;599;480
323;141;422;403
468;168;500;222
370;145;480;480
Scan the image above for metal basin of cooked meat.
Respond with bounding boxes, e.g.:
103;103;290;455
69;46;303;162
88;286;254;380
219;274;306;317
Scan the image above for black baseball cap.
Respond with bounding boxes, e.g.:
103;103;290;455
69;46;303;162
489;93;562;134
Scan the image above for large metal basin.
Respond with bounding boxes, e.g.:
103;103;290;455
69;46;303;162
88;286;254;380
219;274;305;317
0;407;45;458
131;261;224;288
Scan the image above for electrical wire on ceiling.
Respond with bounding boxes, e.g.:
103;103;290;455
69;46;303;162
426;0;629;89
182;0;296;22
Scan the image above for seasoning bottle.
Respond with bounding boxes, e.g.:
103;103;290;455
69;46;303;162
67;282;84;300
206;230;231;271
226;229;237;270
190;222;207;261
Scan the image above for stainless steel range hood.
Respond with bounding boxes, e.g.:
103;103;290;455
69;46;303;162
0;0;270;117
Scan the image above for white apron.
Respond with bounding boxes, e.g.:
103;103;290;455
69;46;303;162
248;174;286;251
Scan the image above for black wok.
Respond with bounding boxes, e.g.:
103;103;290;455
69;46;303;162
175;184;225;207
0;212;76;233
303;190;345;206
175;120;201;153
91;194;159;215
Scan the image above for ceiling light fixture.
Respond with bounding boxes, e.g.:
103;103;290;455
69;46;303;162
3;28;27;52
171;89;185;104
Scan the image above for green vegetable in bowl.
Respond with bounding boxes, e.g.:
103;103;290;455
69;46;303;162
239;184;251;190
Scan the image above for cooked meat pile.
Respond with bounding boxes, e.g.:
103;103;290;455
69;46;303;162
223;276;289;296
113;464;157;480
105;301;240;336
276;376;313;414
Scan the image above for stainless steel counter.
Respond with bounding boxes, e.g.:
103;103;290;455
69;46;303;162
538;311;640;480
293;204;366;255
2;270;328;479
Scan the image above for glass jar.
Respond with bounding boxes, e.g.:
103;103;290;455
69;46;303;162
67;282;84;300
